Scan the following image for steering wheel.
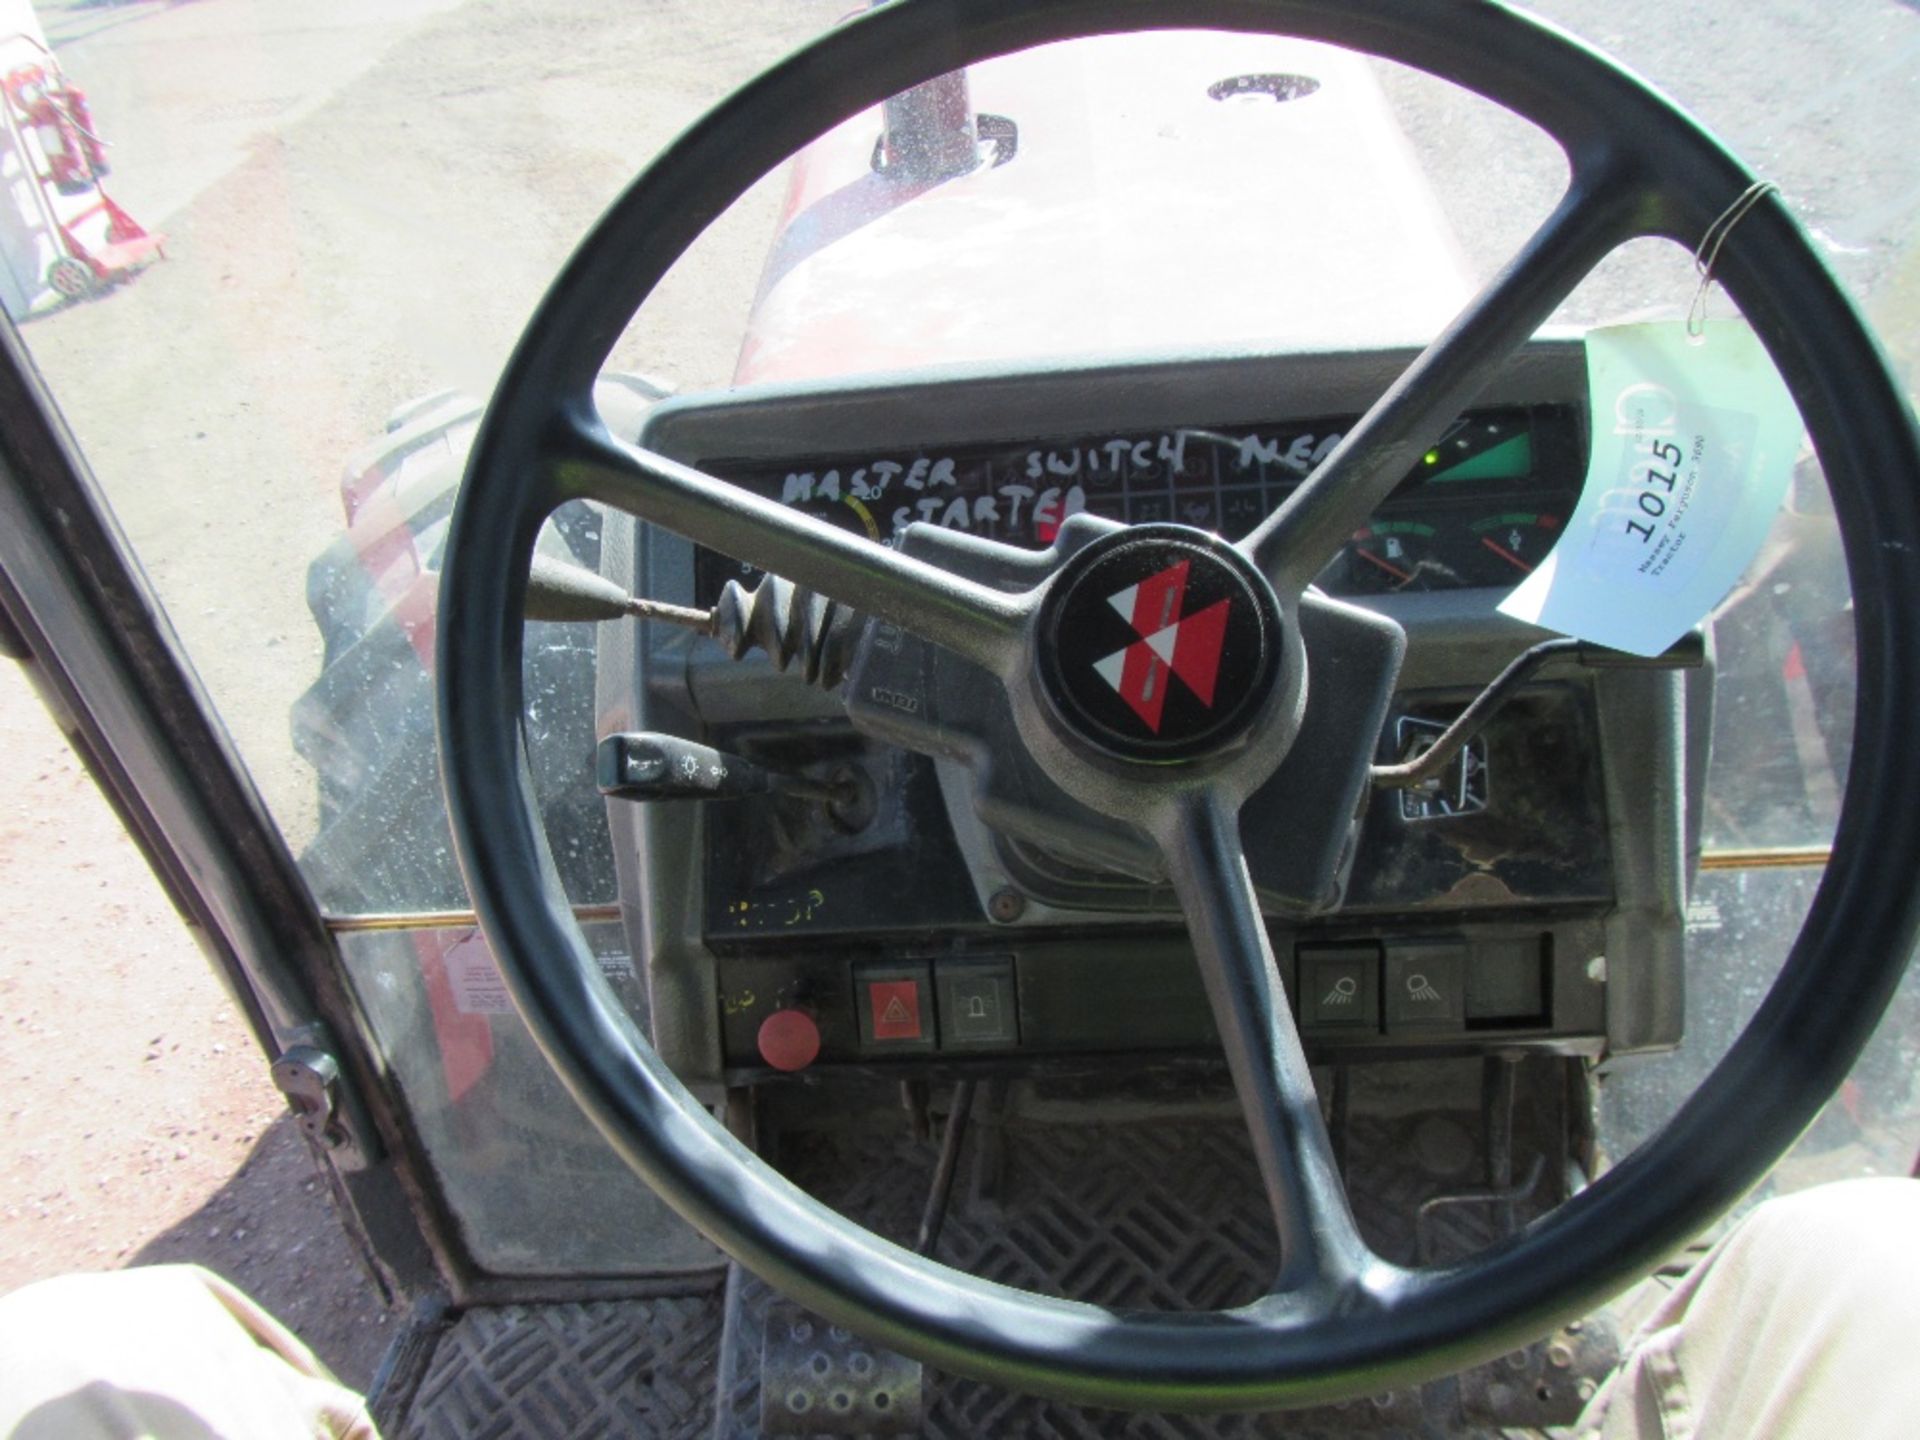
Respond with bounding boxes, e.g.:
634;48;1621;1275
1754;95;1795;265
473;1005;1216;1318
437;0;1920;1411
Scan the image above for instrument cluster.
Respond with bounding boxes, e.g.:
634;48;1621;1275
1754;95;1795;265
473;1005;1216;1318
695;404;1585;604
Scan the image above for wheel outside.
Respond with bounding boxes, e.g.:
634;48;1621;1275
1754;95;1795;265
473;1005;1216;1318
46;256;93;299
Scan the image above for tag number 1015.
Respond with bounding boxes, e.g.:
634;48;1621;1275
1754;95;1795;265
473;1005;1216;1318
1623;439;1683;542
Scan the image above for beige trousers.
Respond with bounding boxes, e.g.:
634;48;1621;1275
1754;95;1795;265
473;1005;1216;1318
0;1264;375;1439
1576;1176;1920;1439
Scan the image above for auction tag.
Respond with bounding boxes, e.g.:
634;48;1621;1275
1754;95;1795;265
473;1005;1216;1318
1498;319;1802;656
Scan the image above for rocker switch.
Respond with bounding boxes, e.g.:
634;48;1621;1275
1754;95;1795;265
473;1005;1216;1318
1385;943;1467;1030
855;962;934;1053
1299;944;1381;1033
936;959;1018;1049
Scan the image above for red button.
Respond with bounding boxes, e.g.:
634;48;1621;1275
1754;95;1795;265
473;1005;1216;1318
756;1009;821;1072
867;980;922;1041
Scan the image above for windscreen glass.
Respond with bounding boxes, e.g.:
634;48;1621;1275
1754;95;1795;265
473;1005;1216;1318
4;0;1916;1256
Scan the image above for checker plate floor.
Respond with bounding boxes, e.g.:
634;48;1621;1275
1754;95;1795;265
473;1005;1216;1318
387;1065;1603;1437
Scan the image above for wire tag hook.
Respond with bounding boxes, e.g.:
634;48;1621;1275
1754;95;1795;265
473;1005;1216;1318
1688;180;1779;339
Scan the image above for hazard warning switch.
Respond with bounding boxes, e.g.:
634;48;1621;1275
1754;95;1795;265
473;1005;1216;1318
870;982;921;1039
855;964;934;1052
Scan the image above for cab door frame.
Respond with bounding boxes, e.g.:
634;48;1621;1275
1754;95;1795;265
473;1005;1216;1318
0;317;446;1301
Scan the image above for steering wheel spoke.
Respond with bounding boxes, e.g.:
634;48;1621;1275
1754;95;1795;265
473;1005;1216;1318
557;416;1030;676
1157;797;1373;1295
1242;167;1644;593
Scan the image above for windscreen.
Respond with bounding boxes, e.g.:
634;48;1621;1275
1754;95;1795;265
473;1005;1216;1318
4;0;1915;1280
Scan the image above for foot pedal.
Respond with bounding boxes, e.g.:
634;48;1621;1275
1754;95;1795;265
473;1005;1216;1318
760;1303;923;1435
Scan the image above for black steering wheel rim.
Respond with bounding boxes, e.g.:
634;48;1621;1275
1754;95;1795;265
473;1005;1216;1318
437;0;1920;1411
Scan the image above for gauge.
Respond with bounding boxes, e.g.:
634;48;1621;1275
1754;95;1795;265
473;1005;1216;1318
1346;520;1453;593
1461;511;1563;586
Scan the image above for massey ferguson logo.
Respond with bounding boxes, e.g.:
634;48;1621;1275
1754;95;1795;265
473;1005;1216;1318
1093;560;1230;733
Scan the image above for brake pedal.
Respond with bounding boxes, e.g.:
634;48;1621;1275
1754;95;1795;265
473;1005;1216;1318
760;1302;923;1435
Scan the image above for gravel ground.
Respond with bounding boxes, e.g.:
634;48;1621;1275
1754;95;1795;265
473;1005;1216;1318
0;659;402;1388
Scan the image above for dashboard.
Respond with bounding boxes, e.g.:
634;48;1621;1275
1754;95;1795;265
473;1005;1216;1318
692;404;1584;605
607;342;1697;1083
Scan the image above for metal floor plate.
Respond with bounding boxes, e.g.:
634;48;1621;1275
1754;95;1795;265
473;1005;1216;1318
390;1295;726;1440
385;1061;1608;1438
713;1063;1600;1438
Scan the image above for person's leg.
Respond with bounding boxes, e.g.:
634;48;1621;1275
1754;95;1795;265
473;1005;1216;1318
0;1264;374;1439
1577;1177;1920;1440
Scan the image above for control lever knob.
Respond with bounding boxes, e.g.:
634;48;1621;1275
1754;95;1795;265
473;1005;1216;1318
595;731;841;805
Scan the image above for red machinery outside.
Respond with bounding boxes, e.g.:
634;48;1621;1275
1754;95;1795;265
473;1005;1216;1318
0;28;161;315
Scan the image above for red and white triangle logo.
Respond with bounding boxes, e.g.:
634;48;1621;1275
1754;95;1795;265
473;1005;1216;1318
1094;561;1231;733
